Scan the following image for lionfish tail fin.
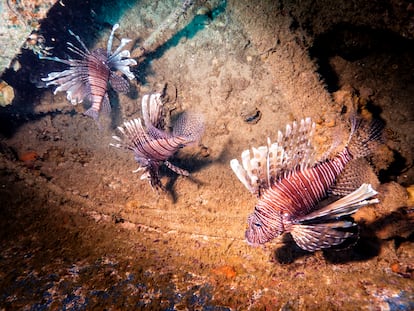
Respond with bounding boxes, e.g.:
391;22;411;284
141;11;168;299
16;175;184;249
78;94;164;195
84;107;99;122
290;222;357;252
347;116;384;159
298;183;379;223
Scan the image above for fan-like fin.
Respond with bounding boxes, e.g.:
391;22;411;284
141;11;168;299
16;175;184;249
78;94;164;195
279;117;316;172
172;111;205;145
297;183;379;223
331;158;380;195
109;72;130;93
290;222;356;252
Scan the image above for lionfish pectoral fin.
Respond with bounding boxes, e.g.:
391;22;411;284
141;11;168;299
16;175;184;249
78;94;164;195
290;222;357;252
330;158;380;196
109;71;130;93
298;183;379;223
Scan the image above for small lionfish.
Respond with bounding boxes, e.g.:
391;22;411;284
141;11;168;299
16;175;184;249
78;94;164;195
230;117;383;251
110;93;204;190
41;24;137;122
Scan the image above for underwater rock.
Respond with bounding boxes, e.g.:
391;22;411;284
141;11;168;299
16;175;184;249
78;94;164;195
241;106;261;124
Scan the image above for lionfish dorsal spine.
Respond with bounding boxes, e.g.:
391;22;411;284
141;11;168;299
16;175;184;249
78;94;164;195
68;29;90;54
107;23;119;55
110;38;133;59
231;118;317;196
141;93;165;129
66;42;89;59
230;158;256;194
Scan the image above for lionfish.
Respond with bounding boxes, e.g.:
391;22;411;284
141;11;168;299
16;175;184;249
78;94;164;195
230;117;383;251
110;93;204;190
40;24;137;122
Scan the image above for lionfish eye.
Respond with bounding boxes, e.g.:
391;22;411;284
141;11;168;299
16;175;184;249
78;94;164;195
254;222;262;228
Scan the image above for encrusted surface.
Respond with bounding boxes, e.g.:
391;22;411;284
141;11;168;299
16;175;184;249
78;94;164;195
0;0;57;75
0;0;413;309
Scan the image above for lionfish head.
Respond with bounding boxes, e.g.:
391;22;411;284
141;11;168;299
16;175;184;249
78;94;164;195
245;209;283;246
135;159;164;190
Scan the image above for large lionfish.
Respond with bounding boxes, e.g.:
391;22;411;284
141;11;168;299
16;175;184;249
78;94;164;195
40;24;137;122
230;117;383;251
110;93;204;190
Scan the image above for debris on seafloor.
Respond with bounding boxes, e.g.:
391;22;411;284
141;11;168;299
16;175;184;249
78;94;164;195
211;265;237;279
240;105;262;124
362;282;414;311
111;93;205;190
231;116;384;251
133;0;197;58
40;24;137;123
0;80;15;107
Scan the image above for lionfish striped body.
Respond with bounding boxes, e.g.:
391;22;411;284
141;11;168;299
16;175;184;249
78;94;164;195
41;24;137;122
111;93;204;190
231;117;383;251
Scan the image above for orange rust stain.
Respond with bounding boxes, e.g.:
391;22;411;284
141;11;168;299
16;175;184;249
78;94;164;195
390;262;400;273
211;265;237;279
19;151;39;162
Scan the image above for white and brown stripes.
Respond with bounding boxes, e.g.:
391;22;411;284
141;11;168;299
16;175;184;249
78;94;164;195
235;117;381;250
84;49;111;120
41;23;137;122
247;148;354;244
111;93;204;190
120;118;188;162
